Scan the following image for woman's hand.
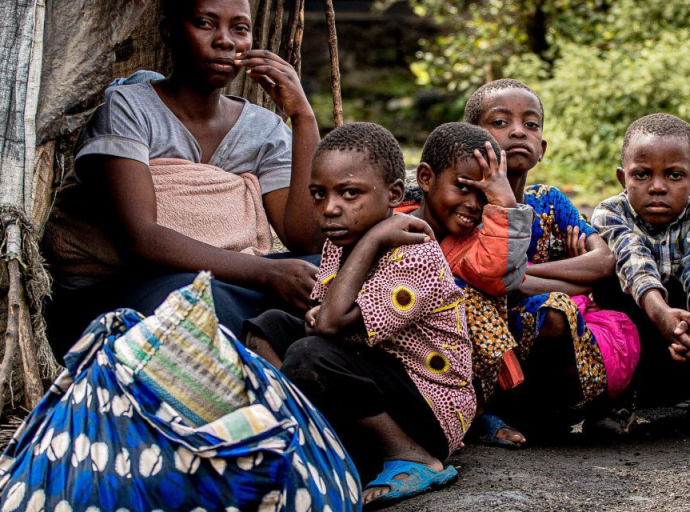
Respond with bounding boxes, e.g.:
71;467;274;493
565;225;588;258
457;142;517;209
364;214;436;249
235;50;312;119
267;259;318;311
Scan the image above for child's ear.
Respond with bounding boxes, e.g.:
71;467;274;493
539;139;548;162
416;163;435;192
616;167;626;189
388;178;405;207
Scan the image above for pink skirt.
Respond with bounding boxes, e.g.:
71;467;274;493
572;295;640;398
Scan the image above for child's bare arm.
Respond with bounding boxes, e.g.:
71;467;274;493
236;50;322;254
519;275;592;298
524;232;615;284
640;288;690;362
314;215;434;337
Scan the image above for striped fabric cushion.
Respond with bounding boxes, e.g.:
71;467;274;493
113;272;249;427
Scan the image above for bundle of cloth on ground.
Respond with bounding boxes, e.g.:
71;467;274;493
0;272;360;511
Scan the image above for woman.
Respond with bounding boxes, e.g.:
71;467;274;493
44;0;323;357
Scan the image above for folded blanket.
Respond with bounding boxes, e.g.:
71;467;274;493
150;158;271;256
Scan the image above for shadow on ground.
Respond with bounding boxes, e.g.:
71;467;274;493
392;407;690;511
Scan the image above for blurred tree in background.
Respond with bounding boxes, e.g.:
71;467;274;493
409;0;690;202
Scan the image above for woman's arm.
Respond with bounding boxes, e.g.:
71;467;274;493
237;50;323;254
524;232;615;284
82;155;318;310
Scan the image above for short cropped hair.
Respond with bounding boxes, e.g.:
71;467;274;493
464;79;544;126
622;113;690;164
314;122;405;184
421;122;501;173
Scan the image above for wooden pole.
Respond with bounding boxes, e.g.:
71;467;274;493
324;0;343;127
286;0;305;78
269;0;285;55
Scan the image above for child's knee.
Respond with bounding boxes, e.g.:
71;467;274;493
539;309;569;339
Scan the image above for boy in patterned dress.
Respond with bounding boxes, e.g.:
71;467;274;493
242;122;476;507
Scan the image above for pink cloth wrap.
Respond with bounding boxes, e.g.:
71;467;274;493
149;158;272;255
571;295;640;398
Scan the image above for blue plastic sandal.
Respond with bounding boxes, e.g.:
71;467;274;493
364;460;458;508
476;413;525;449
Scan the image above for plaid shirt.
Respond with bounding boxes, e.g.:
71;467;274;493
592;192;690;307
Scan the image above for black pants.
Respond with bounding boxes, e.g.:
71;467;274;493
243;310;448;482
594;277;690;406
46;253;320;363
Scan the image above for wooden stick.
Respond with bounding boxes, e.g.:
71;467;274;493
269;0;285;55
324;0;343;127
18;279;43;410
286;0;305;78
292;0;305;78
0;225;22;418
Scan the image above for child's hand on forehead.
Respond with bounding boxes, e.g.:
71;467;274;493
457;142;517;209
235;50;311;119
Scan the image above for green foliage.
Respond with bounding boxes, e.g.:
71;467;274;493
409;0;690;205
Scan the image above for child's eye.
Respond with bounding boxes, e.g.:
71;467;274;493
343;189;361;199
490;120;508;127
525;121;540;129
310;190;325;200
632;171;649;180
669;171;685;180
235;24;251;34
457;185;471;193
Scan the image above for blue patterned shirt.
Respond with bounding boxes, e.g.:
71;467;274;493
592;192;690;307
524;184;596;263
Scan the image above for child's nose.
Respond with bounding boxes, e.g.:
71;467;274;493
510;122;526;138
322;197;341;216
649;177;667;193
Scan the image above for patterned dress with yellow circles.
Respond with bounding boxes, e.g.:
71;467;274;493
311;240;477;454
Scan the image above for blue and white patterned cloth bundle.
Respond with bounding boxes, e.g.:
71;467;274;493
0;273;361;511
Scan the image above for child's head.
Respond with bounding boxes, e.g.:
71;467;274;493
310;122;406;247
161;0;252;89
465;79;546;175
618;113;690;226
417;122;500;238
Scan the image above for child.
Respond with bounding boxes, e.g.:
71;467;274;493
592;113;690;405
465;79;640;438
397;122;534;448
242;122;476;507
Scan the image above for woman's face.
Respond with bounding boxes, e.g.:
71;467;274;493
170;0;253;90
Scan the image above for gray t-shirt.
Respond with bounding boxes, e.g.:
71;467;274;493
75;81;292;194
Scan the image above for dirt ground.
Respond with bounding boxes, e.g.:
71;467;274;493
393;406;690;511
